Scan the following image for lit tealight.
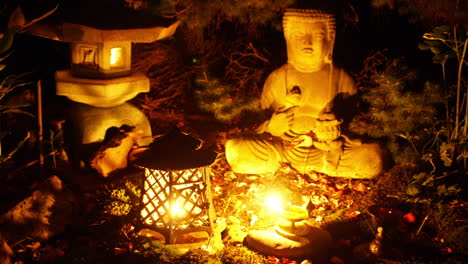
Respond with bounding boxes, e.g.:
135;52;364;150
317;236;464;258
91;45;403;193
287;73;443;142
169;198;187;218
264;193;285;213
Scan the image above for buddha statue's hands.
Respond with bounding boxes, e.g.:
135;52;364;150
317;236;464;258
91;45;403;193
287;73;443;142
313;113;342;142
266;106;298;137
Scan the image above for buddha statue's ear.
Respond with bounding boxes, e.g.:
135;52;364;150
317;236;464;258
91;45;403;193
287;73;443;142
324;30;335;64
324;54;333;64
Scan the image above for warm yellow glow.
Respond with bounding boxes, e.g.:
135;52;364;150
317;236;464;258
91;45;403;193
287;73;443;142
169;198;187;218
141;168;204;226
264;193;285;213
110;48;123;66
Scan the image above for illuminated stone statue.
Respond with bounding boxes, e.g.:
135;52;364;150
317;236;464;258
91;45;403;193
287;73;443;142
225;9;384;179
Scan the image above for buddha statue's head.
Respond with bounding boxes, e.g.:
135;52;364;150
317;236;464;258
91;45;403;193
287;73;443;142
283;9;336;72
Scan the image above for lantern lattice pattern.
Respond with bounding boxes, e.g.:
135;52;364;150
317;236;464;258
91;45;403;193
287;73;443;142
141;166;215;244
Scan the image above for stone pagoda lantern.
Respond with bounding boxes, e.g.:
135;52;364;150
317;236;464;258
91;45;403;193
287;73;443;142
22;0;179;165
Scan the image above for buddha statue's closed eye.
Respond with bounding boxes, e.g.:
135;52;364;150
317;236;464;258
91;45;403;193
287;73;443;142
225;9;385;179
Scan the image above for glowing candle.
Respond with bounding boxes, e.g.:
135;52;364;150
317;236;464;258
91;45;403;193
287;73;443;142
264;192;285;213
110;47;123;66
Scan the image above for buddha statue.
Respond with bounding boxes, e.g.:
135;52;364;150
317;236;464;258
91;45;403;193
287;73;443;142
225;9;385;179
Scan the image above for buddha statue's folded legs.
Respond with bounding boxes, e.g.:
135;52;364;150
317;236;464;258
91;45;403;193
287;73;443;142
285;137;384;178
225;134;284;175
225;135;384;179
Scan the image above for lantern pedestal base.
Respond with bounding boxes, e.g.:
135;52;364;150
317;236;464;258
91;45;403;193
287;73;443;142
244;227;332;261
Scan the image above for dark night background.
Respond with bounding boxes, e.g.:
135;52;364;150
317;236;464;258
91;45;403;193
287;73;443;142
1;0;446;84
0;0;466;264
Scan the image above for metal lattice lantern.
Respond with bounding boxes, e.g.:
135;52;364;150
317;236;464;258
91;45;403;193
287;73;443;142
134;128;217;244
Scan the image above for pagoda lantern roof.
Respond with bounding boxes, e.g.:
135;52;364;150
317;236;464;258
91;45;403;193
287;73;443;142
16;0;179;43
133;127;218;171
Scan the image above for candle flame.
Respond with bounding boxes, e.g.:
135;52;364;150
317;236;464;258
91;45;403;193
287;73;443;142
169;198;187;218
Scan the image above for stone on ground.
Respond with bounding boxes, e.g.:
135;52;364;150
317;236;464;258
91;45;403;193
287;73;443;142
244;227;332;261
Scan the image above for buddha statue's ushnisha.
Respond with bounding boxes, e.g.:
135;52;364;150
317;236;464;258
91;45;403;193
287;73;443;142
225;9;385;179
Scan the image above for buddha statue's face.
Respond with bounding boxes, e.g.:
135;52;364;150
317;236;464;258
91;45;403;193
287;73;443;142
285;20;333;72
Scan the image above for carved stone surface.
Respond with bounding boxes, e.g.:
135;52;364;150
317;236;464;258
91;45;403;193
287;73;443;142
225;9;384;179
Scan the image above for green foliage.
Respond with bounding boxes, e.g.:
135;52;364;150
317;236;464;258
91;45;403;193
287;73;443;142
350;58;442;164
0;131;30;166
0;51;12;72
105;188;132;216
123;0;148;10
0;5;58;166
0;74;33;104
194;77;262;122
0;74;34;167
130;238;268;264
217;244;268;264
133;1;283;124
0;29;16;59
138;0;293;59
192;40;273;124
418;25;459;64
172;249;214;264
446;225;468;254
0;3;59;57
397;172;462;204
419;24;467;144
99;177;142;217
370;0;463;26
133;238;183;262
349;51;464;251
151;0;293;32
